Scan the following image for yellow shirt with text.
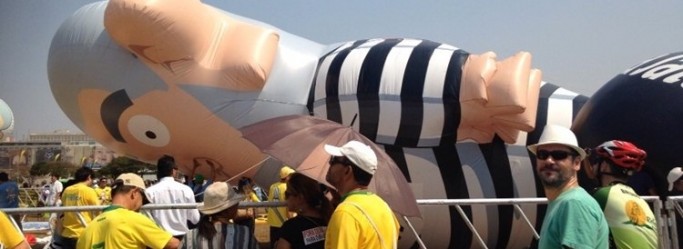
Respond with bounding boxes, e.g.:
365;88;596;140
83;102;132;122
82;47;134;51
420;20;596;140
94;186;112;204
77;205;172;249
61;182;100;238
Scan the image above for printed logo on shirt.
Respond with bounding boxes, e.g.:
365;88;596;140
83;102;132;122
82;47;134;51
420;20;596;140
302;226;326;245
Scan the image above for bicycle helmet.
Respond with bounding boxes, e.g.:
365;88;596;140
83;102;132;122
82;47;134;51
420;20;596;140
594;140;646;173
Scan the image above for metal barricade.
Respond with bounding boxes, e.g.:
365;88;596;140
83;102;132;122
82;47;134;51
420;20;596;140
2;197;677;249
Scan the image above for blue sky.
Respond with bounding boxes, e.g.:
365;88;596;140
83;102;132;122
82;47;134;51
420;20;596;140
1;1;682;139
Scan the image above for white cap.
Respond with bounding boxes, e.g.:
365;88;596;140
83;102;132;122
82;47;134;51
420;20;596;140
324;140;378;175
667;167;683;191
527;124;586;160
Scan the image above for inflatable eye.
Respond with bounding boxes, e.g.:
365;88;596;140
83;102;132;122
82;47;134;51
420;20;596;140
127;115;170;147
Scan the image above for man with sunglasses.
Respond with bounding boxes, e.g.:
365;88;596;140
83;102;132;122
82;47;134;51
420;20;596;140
77;173;180;249
527;124;608;249
323;140;399;249
584;140;657;248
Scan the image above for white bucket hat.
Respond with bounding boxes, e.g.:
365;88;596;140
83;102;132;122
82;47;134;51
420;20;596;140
667;167;683;191
198;182;244;215
527;124;586;160
324;140;378;175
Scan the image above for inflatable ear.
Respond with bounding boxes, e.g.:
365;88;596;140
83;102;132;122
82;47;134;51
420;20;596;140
0;98;13;131
104;0;280;91
573;52;683;172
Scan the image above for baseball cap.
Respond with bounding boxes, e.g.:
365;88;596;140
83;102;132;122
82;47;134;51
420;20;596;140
116;173;146;190
667;167;683;191
115;173;149;204
279;166;295;179
527;124;586;160
324;140;378;175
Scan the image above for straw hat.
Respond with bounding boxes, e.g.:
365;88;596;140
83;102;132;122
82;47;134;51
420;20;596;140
527;124;586;160
198;182;244;215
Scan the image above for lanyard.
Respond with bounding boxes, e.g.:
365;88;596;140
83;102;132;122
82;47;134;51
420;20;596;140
340;188;372;202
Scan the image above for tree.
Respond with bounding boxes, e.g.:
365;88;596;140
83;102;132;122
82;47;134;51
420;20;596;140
30;161;79;178
97;156;155;178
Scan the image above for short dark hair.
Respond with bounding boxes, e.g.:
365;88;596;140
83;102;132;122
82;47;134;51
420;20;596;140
157;155;176;178
0;172;8;182
111;179;137;196
74;167;95;182
51;172;60;178
350;164;373;186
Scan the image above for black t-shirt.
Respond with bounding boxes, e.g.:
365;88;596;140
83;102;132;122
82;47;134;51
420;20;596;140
280;216;327;249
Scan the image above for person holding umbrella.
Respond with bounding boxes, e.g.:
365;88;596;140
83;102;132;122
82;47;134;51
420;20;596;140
323;140;399;249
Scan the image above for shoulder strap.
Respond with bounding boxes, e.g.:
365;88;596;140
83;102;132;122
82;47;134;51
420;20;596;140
269;187;286;223
345;202;397;249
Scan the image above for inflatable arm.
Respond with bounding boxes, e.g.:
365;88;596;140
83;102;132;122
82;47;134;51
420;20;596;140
311;40;541;146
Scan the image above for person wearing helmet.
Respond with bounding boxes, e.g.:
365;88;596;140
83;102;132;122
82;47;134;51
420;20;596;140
584;140;658;249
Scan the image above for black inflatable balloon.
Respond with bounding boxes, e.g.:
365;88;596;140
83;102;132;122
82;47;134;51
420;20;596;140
573;52;683;194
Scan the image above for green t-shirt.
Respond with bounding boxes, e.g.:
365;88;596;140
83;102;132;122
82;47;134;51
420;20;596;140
592;183;658;249
539;187;609;249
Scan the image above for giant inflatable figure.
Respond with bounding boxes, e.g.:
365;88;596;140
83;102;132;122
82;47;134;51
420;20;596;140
48;0;590;248
573;52;683;193
0;98;14;140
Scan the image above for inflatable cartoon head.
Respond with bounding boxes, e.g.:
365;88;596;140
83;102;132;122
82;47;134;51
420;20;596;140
573;52;683;178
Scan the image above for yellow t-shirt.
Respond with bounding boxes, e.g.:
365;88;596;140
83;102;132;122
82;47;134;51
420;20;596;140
267;181;288;227
61;182;101;238
325;190;399;249
77;205;173;249
94;187;112;204
0;211;25;248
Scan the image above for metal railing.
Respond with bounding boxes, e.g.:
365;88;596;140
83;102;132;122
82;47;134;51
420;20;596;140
3;196;682;249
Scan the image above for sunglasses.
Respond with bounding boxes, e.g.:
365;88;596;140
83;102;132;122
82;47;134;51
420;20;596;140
328;156;351;166
536;150;576;160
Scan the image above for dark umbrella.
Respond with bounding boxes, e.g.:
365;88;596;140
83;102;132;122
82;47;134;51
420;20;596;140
240;114;420;217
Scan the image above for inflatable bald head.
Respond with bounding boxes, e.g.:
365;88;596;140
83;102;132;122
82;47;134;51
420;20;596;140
573;52;683;183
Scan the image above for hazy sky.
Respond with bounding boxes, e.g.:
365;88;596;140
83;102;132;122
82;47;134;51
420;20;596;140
1;1;682;140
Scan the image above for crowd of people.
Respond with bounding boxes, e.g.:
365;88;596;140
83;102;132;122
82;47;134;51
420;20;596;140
2;127;683;248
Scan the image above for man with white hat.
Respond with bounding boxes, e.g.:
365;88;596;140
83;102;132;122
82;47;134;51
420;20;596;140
527;124;608;249
323;140;399;249
668;167;683;195
77;173;180;249
668;167;683;249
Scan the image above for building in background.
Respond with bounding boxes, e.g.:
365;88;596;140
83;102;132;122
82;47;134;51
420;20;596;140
0;130;118;171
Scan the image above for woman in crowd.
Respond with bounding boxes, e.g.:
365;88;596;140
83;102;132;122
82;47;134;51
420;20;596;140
183;182;258;249
275;173;332;249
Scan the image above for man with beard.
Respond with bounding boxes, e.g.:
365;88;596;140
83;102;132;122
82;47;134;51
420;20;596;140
527;124;608;249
